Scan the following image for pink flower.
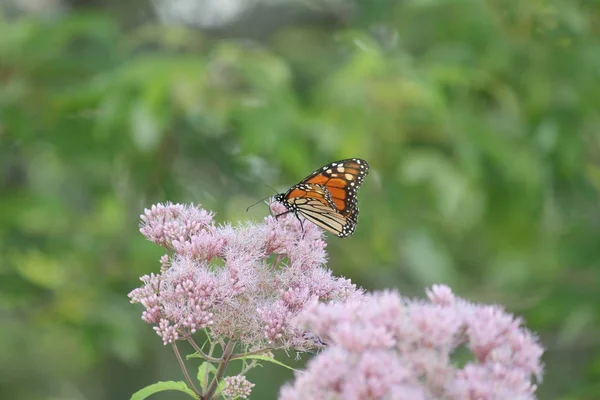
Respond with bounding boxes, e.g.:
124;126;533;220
140;203;214;248
280;286;544;400
223;375;255;399
279;347;427;400
130;202;359;350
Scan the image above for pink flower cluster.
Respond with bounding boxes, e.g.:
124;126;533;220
280;285;544;400
129;202;358;348
223;375;255;399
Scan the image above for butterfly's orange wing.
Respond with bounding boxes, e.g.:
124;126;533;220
301;158;369;222
276;158;369;238
283;183;335;209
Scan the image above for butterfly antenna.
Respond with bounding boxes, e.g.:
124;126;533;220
245;194;274;212
265;184;279;195
245;184;283;212
262;184;282;209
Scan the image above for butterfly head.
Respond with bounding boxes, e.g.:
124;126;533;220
272;193;295;213
273;193;285;203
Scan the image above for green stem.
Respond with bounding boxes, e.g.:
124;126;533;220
230;346;277;360
204;340;237;400
186;335;221;363
241;360;258;375
172;341;203;399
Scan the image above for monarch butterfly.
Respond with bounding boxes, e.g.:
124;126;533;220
273;158;370;238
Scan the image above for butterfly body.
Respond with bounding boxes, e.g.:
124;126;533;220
274;158;369;238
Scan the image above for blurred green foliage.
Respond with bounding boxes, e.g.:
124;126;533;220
1;1;599;399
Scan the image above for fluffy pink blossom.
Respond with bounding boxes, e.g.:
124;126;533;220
139;203;214;247
280;286;544;400
129;202;358;349
223;375;255;399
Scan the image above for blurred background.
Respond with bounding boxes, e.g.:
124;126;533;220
1;0;599;399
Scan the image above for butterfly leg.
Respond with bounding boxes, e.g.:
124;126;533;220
274;211;292;219
294;213;306;238
274;210;305;238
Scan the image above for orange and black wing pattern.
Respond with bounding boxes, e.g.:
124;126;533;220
279;183;336;209
274;158;369;238
301;158;369;222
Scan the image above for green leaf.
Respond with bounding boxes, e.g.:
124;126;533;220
234;355;297;371
214;379;226;397
197;362;217;391
130;381;197;400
